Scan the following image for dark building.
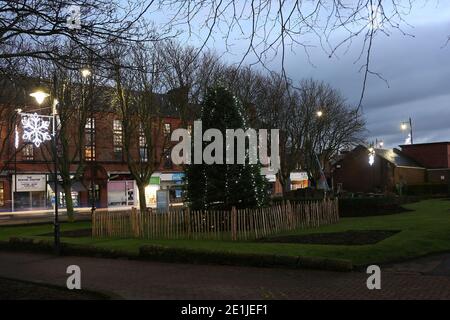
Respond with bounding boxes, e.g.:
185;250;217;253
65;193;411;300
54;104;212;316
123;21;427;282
400;142;450;184
332;145;426;193
332;142;450;194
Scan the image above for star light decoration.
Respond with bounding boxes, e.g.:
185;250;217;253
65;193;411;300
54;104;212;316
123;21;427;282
21;113;52;147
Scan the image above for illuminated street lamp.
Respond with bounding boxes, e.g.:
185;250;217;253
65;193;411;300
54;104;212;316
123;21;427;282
25;89;60;254
80;68;96;216
29;90;50;105
81;68;92;78
368;147;375;166
401;117;414;144
316;110;323;118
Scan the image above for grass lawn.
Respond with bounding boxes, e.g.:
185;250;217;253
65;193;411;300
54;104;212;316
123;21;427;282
1;198;449;266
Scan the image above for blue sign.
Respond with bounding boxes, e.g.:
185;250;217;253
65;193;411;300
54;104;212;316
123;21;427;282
172;173;185;182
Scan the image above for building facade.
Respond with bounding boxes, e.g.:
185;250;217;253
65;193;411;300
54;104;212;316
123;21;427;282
332;142;450;194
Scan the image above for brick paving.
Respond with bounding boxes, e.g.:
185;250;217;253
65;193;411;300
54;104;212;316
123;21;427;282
0;251;449;299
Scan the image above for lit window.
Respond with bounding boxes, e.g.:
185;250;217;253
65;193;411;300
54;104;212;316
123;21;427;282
85;118;95;161
139;125;148;162
22;144;34;160
113;120;123;161
0;181;4;206
164;123;171;136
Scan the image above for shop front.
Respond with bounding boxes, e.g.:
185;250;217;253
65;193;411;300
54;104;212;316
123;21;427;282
290;172;309;190
107;180;135;207
12;174;49;211
160;172;185;203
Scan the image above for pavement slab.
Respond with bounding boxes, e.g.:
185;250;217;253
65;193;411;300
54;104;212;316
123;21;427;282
0;251;449;299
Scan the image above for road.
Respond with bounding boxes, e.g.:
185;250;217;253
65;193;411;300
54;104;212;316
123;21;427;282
0;251;449;299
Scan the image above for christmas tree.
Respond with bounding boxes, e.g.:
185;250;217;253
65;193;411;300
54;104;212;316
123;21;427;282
185;86;268;209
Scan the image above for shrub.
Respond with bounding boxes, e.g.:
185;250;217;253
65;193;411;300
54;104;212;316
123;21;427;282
338;196;419;217
404;183;449;196
139;245;352;271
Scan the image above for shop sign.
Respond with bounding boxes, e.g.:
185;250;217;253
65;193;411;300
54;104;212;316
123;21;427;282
290;172;308;181
14;174;46;192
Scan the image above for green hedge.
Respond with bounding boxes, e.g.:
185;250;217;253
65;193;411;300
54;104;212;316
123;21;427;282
139;245;353;272
338;196;419;217
403;183;449;196
1;238;353;271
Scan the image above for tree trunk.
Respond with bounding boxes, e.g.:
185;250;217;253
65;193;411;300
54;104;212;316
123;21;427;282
63;182;74;222
137;182;147;213
278;172;290;196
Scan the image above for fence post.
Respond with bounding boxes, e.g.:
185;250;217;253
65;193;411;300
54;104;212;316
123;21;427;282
231;206;237;241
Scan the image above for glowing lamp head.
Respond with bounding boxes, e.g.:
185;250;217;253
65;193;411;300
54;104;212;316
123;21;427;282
379;141;384;147
369;154;375;166
30;90;50;105
81;68;92;78
401;123;408;131
316;110;323;117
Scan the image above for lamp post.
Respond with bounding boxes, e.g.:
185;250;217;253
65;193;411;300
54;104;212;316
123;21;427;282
25;90;60;254
81;68;95;216
401;117;413;144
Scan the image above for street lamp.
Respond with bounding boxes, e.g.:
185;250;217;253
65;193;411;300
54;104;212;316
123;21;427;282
316;110;323;118
368;147;375;166
27;89;60;254
81;68;92;78
81;68;96;216
401;117;414;144
29;91;50;105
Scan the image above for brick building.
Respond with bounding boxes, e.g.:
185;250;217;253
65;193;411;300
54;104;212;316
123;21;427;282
332;142;450;194
400;142;450;184
332;145;426;193
0;77;191;212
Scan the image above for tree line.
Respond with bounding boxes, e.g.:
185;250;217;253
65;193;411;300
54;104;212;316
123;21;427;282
0;0;366;216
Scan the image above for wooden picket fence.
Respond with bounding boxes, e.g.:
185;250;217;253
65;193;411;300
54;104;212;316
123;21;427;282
92;198;339;241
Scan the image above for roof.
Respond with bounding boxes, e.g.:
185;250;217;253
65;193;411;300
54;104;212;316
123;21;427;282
400;141;450;147
336;145;424;168
375;148;423;167
0;75;199;119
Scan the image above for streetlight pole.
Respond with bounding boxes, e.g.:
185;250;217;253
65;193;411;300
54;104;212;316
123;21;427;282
409;117;414;144
81;68;95;215
52;98;60;254
27;88;60;254
401;118;414;144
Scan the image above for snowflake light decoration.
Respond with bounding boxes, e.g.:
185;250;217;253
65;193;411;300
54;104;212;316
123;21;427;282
21;113;52;147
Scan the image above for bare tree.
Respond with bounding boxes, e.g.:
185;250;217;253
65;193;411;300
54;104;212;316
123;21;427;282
25;56;101;220
0;0;165;71
111;43;168;212
155;0;426;108
158;40;225;125
226;69;365;193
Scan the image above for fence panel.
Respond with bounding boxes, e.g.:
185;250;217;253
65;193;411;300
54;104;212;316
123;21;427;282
92;199;339;241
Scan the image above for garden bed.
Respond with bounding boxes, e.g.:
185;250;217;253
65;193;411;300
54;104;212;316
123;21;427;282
257;230;400;245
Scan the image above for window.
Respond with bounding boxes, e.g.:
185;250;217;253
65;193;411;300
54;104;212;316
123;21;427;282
113;120;123;161
0;182;4;206
163;147;172;169
85;118;96;161
22;144;34;160
139;125;148;162
164;123;171;136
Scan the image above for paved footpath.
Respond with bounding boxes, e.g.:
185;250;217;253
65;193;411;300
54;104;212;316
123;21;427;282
0;251;449;299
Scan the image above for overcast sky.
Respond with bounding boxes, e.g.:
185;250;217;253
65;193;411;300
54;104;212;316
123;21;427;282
149;1;450;148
